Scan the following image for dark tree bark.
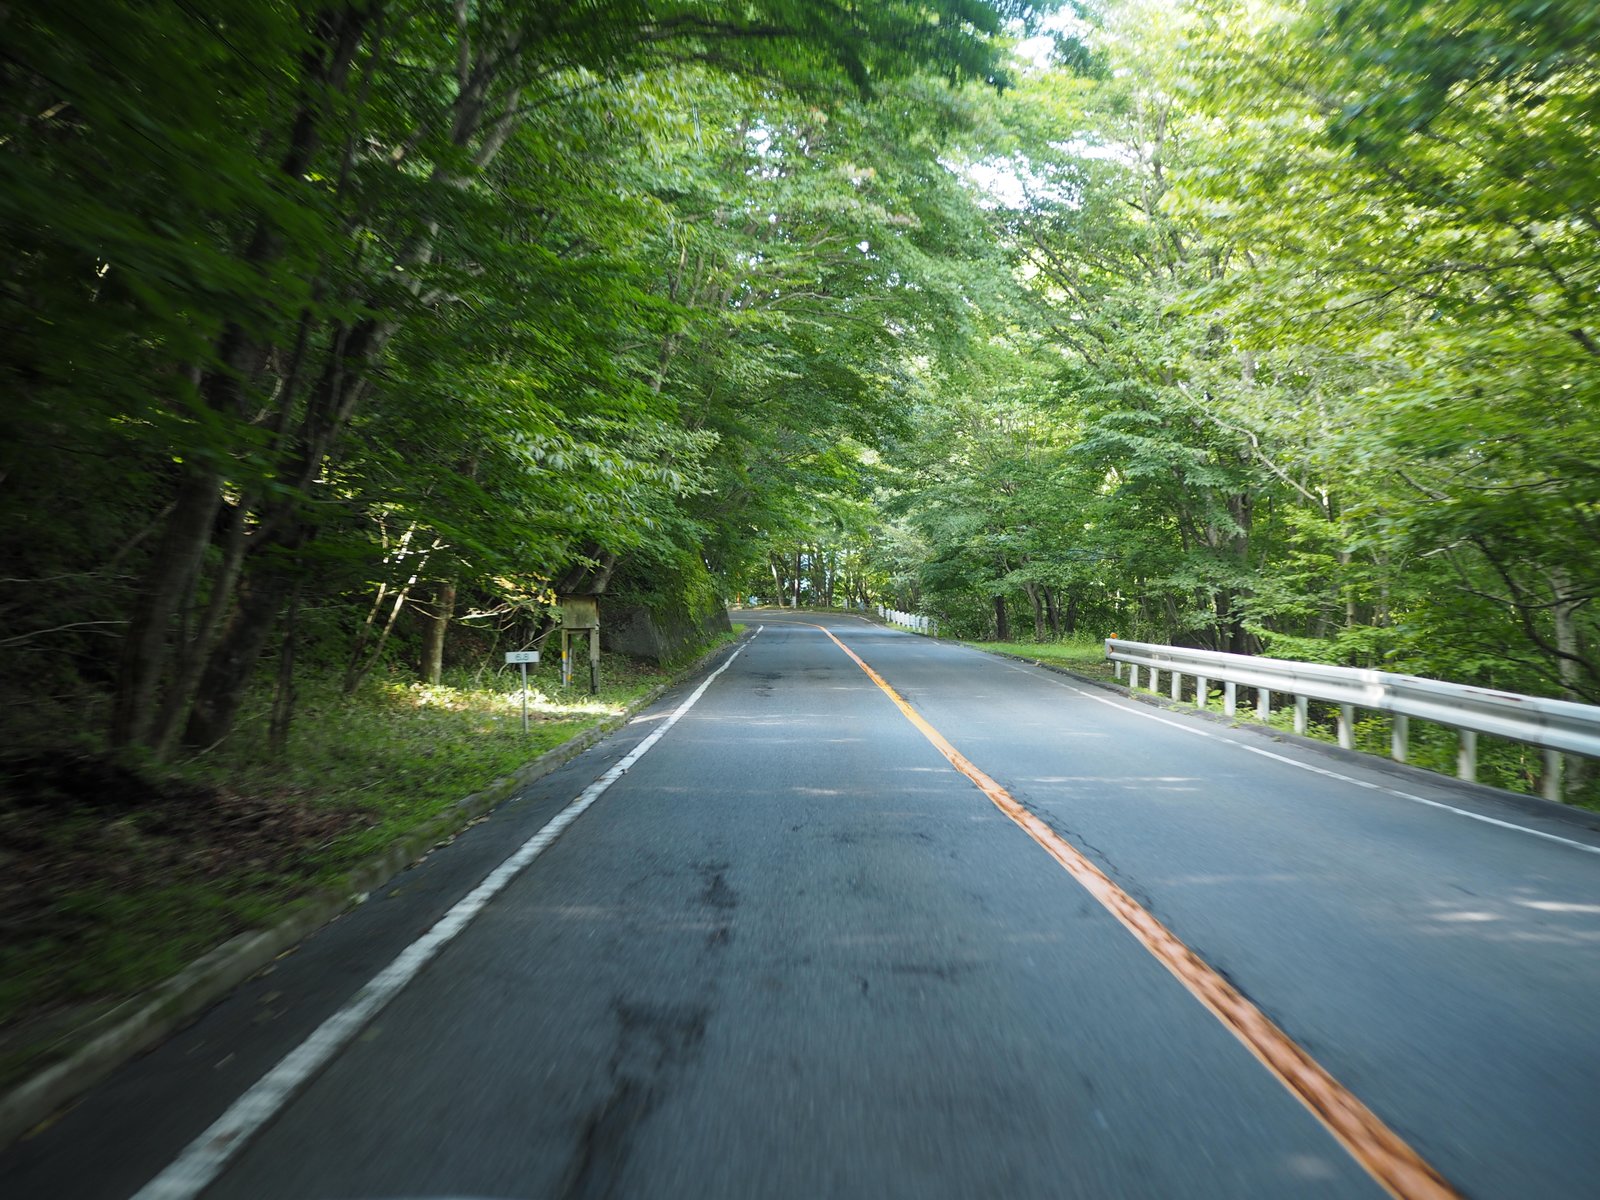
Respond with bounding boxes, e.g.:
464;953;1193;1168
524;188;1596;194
111;466;224;748
1023;581;1045;640
421;579;456;684
268;580;303;757
183;565;298;751
148;494;258;758
553;547;618;595
110;7;374;754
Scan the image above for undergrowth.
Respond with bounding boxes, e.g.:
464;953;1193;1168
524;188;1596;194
0;637;738;1087
966;638;1116;679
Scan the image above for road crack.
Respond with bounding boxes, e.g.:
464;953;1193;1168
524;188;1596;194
559;999;710;1200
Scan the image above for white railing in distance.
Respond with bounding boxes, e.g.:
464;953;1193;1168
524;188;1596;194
1104;639;1600;802
877;605;937;636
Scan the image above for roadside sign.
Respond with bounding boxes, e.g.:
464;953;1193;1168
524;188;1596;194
559;594;600;630
505;650;540;733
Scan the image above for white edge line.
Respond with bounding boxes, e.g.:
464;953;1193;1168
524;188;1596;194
131;640;752;1200
990;656;1600;858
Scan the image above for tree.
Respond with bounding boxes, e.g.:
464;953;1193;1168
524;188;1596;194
0;0;1045;759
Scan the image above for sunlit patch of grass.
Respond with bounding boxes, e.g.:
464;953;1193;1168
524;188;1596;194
0;643;726;1083
967;638;1116;679
191;654;678;873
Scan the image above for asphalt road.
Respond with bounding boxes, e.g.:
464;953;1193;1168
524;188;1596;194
7;611;1600;1199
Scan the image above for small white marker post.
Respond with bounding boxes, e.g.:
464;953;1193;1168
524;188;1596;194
505;650;540;733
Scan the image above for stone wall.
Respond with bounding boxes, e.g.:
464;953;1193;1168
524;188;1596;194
599;596;731;664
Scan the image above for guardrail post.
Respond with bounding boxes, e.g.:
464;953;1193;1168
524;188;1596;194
1113;661;1123;682
1457;729;1478;782
1094;638;1600;786
1543;749;1564;802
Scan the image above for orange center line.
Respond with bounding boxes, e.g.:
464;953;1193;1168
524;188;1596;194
809;622;1462;1200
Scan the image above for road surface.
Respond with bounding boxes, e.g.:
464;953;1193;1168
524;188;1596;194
6;611;1600;1199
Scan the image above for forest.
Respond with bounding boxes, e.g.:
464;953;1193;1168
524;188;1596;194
3;0;1599;1086
2;3;1597;840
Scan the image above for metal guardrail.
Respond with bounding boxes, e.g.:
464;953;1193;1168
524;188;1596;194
878;606;937;636
1104;639;1600;801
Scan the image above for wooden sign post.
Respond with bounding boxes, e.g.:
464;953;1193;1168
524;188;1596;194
558;594;601;694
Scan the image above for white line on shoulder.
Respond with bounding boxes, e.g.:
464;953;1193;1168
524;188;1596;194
997;659;1600;858
131;646;748;1200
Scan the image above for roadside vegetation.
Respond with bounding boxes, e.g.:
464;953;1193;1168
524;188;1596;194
0;638;741;1090
964;638;1115;681
743;1;1599;804
1;0;1032;1072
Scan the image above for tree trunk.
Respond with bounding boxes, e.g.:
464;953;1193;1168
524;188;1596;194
344;521;418;690
421;579;456;684
553;547;618;597
1044;586;1062;638
148;494;257;758
1212;587;1234;654
1336;549;1358;634
268;580;302;757
182;567;295;751
1023;581;1045;640
1163;595;1181;644
343;530;442;694
111;465;223;749
1549;566;1593;799
993;595;1010;642
342;568;422;694
110;11;372;753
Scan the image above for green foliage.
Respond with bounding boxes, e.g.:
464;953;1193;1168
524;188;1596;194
968;637;1113;673
850;0;1599;812
1;0;1037;761
0;648;677;1083
18;0;1586;749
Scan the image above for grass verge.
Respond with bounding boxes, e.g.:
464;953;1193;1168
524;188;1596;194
963;638;1116;681
0;631;739;1091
